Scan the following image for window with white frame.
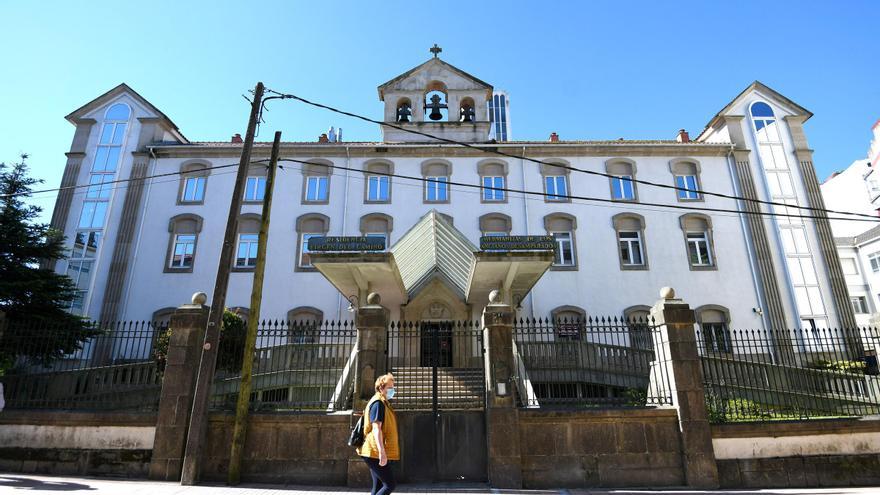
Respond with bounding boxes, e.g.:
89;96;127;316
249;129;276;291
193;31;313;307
611;176;635;200
296;214;329;270
360;213;392;251
425;176;449;202
367;175;389;202
166;215;202;272
305;175;329;202
482;176;505;201
181;176;206;203
618;231;644;266
545;214;577;268
869;252;880;272
851;296;869;314
544;175;567;201
170;234;196;268
698;307;731;353
675;175;699;199
236;234;258;268
670;160;702;200
681;214;715;268
840;257;859;275
244;176;266;202
553;232;574;266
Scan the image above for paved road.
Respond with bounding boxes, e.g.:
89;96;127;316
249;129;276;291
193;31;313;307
0;474;878;495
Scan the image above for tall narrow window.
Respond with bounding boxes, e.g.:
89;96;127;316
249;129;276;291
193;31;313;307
680;214;716;269
478;161;508;203
296;213;330;271
613;213;648;269
165;214;202;273
606;160;637;201
244;176;266;202
482;176;505;201
540;162;571;203
364;161;393;203
305;176;328;202
234;214;260;269
851;296;869;314
360;213;392;251
545;213;577;269
178;162;210;204
619;232;644;266
696;306;732;353
670;160;702;201
422;161;451;203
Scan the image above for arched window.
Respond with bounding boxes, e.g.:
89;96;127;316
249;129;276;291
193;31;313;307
105;103;131;121
544;213;577;269
750;101;779;144
623;305;653;350
302;159;332;204
679;214;715;269
234;213;260;270
695;305;732;353
360;213;393;250
166;213;203;272
422;160;451;203
243;164;268;203
364;160;392;203
287;306;324;343
459;97;476;122
669;159;702;201
296;213;330;270
395;98;413;123
178;161;210;204
424;81;448;121
551;305;586;341
540;161;571;202
612;213;647;269
478;160;507;203
606;159;637;201
479;213;512;236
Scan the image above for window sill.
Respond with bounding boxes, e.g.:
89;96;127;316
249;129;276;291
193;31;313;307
241;200;264;206
364;199;391;204
302;200;330;205
423;200;451;204
480;198;508;204
549;265;578;272
676;197;705;203
620;264;649;271
176;200;205;206
611;197;638;203
163;267;194;274
294;266;319;273
231;266;256;273
544;198;571;203
689;264;717;271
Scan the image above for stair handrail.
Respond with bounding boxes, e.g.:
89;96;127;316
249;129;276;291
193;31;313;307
512;340;539;408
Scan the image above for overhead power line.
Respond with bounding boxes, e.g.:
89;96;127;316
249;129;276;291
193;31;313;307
264;88;877;221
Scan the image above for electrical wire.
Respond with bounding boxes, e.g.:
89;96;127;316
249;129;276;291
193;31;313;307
264;88;876;221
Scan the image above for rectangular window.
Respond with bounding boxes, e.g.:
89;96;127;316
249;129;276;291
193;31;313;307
425;176;449;202
235;233;259;268
869;253;880;272
66;260;93;313
71;230;102;259
78;200;108;229
851;296;869;314
244;176;266;202
686;232;713;266
611;175;635;200
545;175;567;201
840;257;858;275
86;174;113;199
482;176;505;201
618;231;644;266
552;232;575;266
675;175;700;200
170;234;196;268
367;175;389;202
181;176;206;203
305;176;329;202
702;323;731;353
300;233;321;268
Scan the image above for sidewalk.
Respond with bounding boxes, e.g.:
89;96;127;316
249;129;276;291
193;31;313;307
1;474;879;495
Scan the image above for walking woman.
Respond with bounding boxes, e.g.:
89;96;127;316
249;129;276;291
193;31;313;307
357;373;399;495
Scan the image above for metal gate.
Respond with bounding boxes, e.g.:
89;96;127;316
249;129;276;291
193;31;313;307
386;320;487;482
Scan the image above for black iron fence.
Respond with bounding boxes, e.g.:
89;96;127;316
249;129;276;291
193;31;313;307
698;325;880;422
386;320;484;410
1;319;164;411
209;320;357;412
513;316;673;408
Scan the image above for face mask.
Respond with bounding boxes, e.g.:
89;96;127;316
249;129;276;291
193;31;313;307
386;387;396;399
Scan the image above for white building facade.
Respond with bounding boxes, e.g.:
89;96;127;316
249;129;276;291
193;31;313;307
47;55;856;338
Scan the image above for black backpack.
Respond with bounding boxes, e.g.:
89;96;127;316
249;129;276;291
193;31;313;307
348;415;365;448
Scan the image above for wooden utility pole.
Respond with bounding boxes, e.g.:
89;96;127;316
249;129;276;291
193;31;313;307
227;130;281;485
180;81;264;486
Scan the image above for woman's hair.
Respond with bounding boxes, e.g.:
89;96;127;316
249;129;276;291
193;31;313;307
375;373;395;392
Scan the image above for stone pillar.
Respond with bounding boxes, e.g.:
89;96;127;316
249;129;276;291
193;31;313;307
649;287;719;489
482;290;522;488
149;293;210;481
348;292;389;487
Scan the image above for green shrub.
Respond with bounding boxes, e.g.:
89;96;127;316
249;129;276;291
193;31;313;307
810;359;866;374
154;308;248;374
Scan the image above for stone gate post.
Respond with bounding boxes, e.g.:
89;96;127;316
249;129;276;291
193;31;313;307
482;289;522;488
348;292;389;487
149;292;210;481
649;287;719;489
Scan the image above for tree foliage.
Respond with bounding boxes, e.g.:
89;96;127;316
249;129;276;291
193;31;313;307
0;156;100;370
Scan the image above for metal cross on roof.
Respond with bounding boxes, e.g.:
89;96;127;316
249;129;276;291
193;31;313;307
430;44;442;58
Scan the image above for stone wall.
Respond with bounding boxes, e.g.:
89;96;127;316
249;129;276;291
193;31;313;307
713;418;880;488
199;412;351;485
0;411;155;477
518;408;684;488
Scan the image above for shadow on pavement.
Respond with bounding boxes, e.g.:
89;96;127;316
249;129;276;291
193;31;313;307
0;475;96;491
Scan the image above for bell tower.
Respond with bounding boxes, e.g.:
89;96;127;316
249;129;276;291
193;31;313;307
377;45;494;143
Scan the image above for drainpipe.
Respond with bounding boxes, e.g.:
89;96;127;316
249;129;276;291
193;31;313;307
521;146;535;318
336;146;352;320
727;147;771;332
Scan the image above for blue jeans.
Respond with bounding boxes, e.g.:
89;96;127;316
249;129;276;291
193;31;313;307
361;456;396;495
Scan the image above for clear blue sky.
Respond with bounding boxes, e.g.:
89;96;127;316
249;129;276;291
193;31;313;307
2;1;878;222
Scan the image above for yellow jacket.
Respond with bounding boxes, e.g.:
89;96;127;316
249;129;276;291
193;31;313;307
357;393;400;461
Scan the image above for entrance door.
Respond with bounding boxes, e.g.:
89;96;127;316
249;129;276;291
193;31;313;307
387;321;487;483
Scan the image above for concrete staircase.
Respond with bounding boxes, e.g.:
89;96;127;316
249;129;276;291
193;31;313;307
389;366;485;410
